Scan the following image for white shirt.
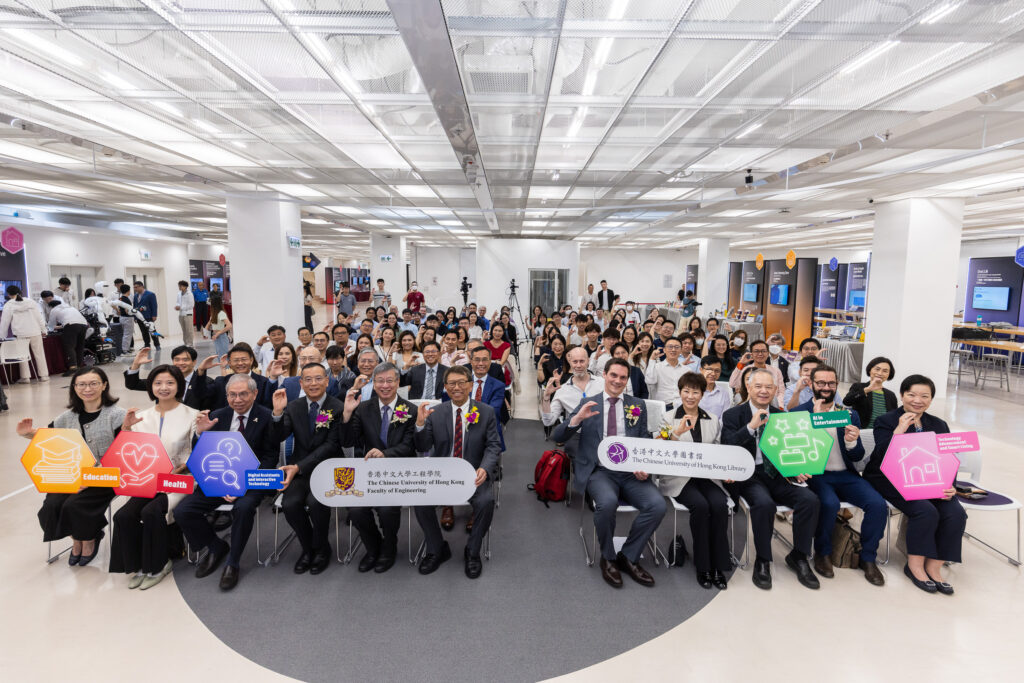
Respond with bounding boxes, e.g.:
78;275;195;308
329;338;358;356
57;287;77;307
580;291;598;309
471;374;489;402
644;358;693;403
541;375;604;427
177;290;195;316
623;310;641;326
258;342;277;373
743;401;770;465
232;408;252;432
449;398;472;458
699;381;732;420
600;392;626;438
379;396;399;429
587;346;615;374
49;303;88;328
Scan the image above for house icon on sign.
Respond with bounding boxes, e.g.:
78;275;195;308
899;446;943;487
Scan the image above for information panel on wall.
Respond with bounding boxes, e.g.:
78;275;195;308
846;262;869;311
964;256;1024;325
685;265;698;296
816;264;839;309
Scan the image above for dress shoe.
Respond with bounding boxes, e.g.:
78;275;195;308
903;564;937;593
309;546;331;575
465;516;474;534
615;552;655;587
464;547;483;579
712;570;728;590
68;553;81;566
785;551;820;590
128;572;145;589
418;541;452;575
859;560;885;586
219;565;239;591
293;551;312;574
77;531;104;567
440;506;455;531
195;542;230;579
696;571;713;589
374;553;396;574
599;557;623;588
752;558;772;590
924;570;954;595
357;551;379;573
139;560;173;590
813;553;834;579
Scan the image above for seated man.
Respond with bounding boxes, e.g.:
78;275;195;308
174;374;278;590
553;358;665;589
414;365;501;579
353;348;379;401
272;363;345;575
264;345;344;402
644;336;690;403
788;337;823;384
797;364;885;586
325;345;356;393
541;347;604;427
696;356;731;420
124;345;210;410
722;368;820;591
256;324;287;373
341;363;417;573
400;341;445;400
587;327;620;374
196;343;269;411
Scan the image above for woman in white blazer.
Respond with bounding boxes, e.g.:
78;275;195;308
109;364;198;590
657;372;732;590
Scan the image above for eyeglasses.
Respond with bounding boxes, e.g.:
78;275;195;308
301;375;327;384
813;381;838;388
445;380;470;388
74;381;103;389
374;377;398;385
226;392;253;400
751;348;769;354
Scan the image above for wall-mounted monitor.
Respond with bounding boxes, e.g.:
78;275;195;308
972;286;1010;311
742;283;759;303
769;284;789;306
848;289;866;309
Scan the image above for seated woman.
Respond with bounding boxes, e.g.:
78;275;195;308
863;374;966;595
656;372;730;590
629;331;655;371
612;342;647;399
466;312;484;340
391;330;423;372
273;342;297;379
18;367;125;567
535;334;568;387
708;334;737;381
728;330;748;363
348;333;374;374
844;356;898;429
374;325;397;363
109;364;199;590
484;322;512;368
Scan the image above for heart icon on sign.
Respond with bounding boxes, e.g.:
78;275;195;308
120;443;159;487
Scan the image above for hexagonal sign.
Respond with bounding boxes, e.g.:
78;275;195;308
758;410;834;477
1;226;23;254
101;431;172;498
20;428;96;493
880;432;961;502
187;432;259;497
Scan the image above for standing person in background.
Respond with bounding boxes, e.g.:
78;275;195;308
580;283;598;311
209;283;223;308
175;280;194;347
206;299;233;357
1;285;49;385
192;281;210;337
372;278;390;309
132;281;160;349
56;277;78;308
303;281;315;331
677;289;700;330
402;281;425;315
48;300;88;377
117;284;135;357
336;281;357;319
595;280;619;319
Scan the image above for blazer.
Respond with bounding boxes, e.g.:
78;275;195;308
124;369;211;411
720;401;784;476
864;408;950;485
132;402;198;518
447;374;506;450
400;362;446;400
261;375;344;406
132;290;158;320
193;404;279;469
343;396;418;459
773;356;791;385
843;383;898;428
272;394;345;475
794;400;865;473
552;393;650;493
627;365;649;400
657;407;723;497
414;400;501;478
201;371;269;411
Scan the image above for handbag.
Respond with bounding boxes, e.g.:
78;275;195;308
829;515;862;568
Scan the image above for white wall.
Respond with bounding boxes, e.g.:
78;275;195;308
580;247;698;304
477;239;580;314
412;246;475;312
186;243;227;262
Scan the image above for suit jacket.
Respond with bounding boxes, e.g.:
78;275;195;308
447;374;506;450
414;400;501;478
794;400;865;473
202;371;269;411
272;394;345;475
864;408;949;482
261;375;343;406
343;396;418;459
774;356;791;385
124;369;211;411
192;404;279;469
628;365;649;400
721;401;784;476
132;290;158;320
596;288;617;310
552;393;650;493
843;382;898;427
400;362;445;400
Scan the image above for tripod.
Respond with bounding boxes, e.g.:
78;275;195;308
506;280;527;370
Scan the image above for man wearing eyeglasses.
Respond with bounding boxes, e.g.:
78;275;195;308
273;363;345;576
729;339;784;405
796;365;886;587
414;365;501;579
340;362;417;574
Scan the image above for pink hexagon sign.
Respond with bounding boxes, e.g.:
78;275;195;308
880;431;960;501
1;226;24;254
101;431;173;498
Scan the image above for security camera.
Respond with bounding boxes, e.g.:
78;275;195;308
868;198;874;204
744;169;754;185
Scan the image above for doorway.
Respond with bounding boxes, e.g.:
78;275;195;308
124;268;163;293
529;268;570;313
48;265;103;301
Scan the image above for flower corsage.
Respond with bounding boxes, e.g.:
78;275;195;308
315;409;335;429
626;404;642;427
658;425;672;440
464;405;481;426
391;404;412;424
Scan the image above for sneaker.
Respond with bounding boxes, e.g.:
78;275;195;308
139;560;173;590
16;378;30;384
128;572;146;589
38;376;49;382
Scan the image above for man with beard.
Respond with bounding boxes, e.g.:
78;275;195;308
796;364;886;586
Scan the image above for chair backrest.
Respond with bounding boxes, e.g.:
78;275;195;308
409;398;441;410
642;399;667;434
397;385;410;400
0;338;31;362
956;449;982;482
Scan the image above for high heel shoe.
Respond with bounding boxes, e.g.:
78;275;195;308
904;564;937;593
712;570;728;590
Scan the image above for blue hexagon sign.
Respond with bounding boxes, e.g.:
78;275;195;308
187;432;259;497
1015;245;1024;268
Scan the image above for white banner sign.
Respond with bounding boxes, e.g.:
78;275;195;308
310;457;477;507
598;436;754;481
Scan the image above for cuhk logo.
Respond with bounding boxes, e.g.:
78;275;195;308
1;226;24;254
607;442;630;465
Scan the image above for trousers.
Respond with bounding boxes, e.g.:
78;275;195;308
675;479;731;572
38;487;115;542
726;469;819;562
281;475;331;554
587;467;666;563
807;470;887;562
416;480;494;558
59;324;87;368
349;506;401;557
178;314;194;346
110;494;171;574
17;334;49;378
174;490;267;568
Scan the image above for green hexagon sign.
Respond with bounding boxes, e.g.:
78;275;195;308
758;410;834;476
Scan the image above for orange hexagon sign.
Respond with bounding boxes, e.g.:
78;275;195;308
20;428;97;493
755;253;764;270
785;249;797;269
101;431;173;498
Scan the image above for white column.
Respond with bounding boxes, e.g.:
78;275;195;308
227;194;304;348
370;234;407;299
864;198;964;399
697;237;730;317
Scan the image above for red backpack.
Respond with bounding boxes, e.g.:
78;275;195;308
529;449;570;506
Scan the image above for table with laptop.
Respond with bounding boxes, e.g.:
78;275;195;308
815;326;864;384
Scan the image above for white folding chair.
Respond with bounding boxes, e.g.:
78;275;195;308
186;503;234;565
47;504;112;564
257;493;297;566
578;496;659;567
642;399;666;435
957;450;1022;566
332;508;363;564
0;338;36;384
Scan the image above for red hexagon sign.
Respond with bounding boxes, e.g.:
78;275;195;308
20;428;96;493
1;226;24;254
101;431;173;498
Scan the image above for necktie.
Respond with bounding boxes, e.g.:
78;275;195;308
308;401;319;434
475;378;483;401
183;379;189;402
453;407;464;459
425;367;435;399
237;414;245;432
607;397;618;436
380;405;390;444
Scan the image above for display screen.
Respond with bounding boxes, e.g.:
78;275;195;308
769;284;789;306
972;286;1010;311
742;283;759;303
848;289;866;309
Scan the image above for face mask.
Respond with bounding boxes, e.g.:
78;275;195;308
626;305;633;311
768;345;782;355
411;285;418;291
695;336;704;345
732;338;744;348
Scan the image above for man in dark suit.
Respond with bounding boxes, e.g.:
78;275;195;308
722;367;820;591
552;358;665;589
273;362;345;575
262;345;344;404
132;280;160;348
123;345;211;410
400;341;445;400
195;342;269;411
174;374;280;590
414;365;501;579
596;279;618;312
341;362;418;573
